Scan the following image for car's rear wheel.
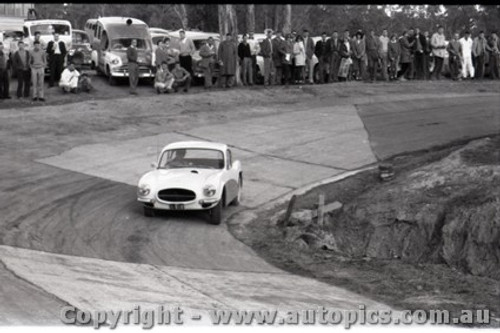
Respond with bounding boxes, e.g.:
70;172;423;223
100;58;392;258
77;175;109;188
143;206;155;217
232;176;243;206
208;200;222;225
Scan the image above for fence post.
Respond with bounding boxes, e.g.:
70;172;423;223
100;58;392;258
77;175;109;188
284;194;297;226
317;193;325;226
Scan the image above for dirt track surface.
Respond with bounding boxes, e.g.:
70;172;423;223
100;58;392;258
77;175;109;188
1;75;499;323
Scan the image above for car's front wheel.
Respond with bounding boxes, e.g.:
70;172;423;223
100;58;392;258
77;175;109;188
143;206;155;217
208;200;222;225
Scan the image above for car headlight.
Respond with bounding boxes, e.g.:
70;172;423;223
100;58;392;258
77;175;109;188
203;184;216;197
137;184;151;197
110;58;120;65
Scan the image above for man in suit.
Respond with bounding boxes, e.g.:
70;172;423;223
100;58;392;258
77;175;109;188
302;29;315;84
326;31;341;82
46;33;67;87
272;31;286;85
365;29;381;82
126;39;139;95
473;31;488;80
314;32;329;84
259;29;273;86
352;31;366;81
413;28;427;80
0;42;11;99
11;40;31;99
199;37;217;89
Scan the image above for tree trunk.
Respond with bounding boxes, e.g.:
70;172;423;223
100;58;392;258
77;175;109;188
246;4;255;34
173;4;188;29
263;5;269;30
218;5;241;86
283;4;292;35
274;5;281;32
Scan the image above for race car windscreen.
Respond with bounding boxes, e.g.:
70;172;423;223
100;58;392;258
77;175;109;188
159;149;225;170
29;24;71;36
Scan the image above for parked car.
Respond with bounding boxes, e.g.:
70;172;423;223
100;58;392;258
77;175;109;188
67;29;92;70
88;17;154;85
22;19;72;50
137;141;243;225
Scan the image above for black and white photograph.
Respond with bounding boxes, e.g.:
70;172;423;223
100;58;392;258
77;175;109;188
0;2;499;331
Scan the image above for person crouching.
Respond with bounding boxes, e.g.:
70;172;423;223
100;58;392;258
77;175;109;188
59;62;80;93
171;62;191;93
154;62;175;94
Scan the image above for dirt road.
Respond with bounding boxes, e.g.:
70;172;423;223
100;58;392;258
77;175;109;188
0;76;499;324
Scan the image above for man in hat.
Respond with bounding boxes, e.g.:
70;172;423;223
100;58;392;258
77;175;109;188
218;33;237;88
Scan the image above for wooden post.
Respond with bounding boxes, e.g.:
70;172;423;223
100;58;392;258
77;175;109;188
317;193;325;226
283;194;297;226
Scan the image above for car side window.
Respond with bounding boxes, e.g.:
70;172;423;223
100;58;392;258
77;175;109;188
226;149;232;169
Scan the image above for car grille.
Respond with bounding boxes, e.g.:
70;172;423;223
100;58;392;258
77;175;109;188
113;65;152;75
157;188;196;202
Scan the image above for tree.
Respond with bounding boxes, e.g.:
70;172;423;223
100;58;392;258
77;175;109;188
246;4;255;33
283;5;292;34
173;4;188;29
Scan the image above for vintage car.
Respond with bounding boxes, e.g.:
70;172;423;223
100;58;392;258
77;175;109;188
137;141;243;225
67;29;92;70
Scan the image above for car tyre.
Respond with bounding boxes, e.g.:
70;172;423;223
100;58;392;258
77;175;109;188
143;206;155;217
208;200;222;225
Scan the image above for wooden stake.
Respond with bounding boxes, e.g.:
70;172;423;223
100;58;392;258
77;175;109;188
284;194;297;226
317;193;325;226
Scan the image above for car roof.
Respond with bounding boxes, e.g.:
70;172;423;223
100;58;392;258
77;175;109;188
24;19;72;26
162;141;228;152
72;29;88;35
168;29;220;40
96;17;147;26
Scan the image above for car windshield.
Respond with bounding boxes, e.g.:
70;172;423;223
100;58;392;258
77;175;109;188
111;38;148;50
29;24;70;36
73;32;89;44
159;148;224;170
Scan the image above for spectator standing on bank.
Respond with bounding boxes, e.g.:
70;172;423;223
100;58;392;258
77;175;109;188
272;31;286;85
399;30;414;81
248;32;260;82
281;34;294;86
26;31;46;50
487;32;499;80
164;38;179;71
171;61;191;93
293;35;306;84
388;34;401;80
431;26;446;80
46;33;67;87
379;29;390;81
218;33;237;88
459;31;474;80
314;32;329;84
12;40;31;99
365;29;381;82
260;29;273;86
127;39;139;95
326;31;341;83
178;30;196;77
29;40;46;101
338;30;353;81
413;28;427;80
447;32;462;81
155;40;168;70
423;31;432;79
238;34;253;86
199;37;217;89
472;31;488;80
352;31;366;81
303;29;316;84
0;42;11;99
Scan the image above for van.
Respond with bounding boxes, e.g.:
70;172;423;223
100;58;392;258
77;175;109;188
90;17;154;85
23;19;72;50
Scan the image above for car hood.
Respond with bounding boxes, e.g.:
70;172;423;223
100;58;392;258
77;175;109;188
140;168;222;190
109;49;152;65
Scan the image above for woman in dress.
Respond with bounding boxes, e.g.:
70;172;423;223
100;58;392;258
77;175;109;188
293;35;306;84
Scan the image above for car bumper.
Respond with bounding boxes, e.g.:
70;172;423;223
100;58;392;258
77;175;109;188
138;197;219;210
110;65;154;78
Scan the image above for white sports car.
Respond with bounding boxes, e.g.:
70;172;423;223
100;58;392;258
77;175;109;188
137;141;243;225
